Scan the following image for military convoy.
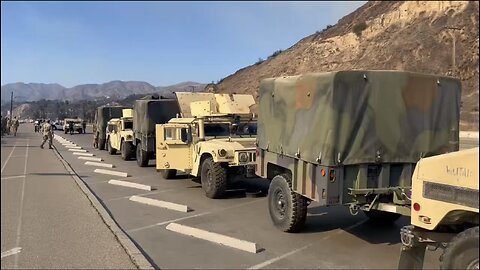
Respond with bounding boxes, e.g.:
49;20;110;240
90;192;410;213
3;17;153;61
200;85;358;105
155;92;257;198
105;109;135;160
398;147;478;270
84;70;475;266
93;105;128;150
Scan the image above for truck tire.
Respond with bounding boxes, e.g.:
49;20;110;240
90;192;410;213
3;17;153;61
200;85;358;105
136;142;148;167
440;226;479;270
268;173;308;233
363;210;401;223
161;169;177;179
107;138;116;155
98;138;106;150
200;157;227;199
121;141;134;160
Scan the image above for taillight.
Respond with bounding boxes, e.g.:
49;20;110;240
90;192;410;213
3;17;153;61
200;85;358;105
413;203;421;211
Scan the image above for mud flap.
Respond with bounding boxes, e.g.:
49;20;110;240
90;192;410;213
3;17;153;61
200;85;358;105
398;244;427;270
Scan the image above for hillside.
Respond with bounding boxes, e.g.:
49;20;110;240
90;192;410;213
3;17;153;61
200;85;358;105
215;1;479;130
1;81;206;102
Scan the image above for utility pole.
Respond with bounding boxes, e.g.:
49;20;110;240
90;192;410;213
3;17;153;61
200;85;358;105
190;86;195;93
10;91;13;118
445;26;461;76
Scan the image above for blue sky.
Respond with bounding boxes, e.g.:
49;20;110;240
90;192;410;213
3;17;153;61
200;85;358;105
1;1;365;87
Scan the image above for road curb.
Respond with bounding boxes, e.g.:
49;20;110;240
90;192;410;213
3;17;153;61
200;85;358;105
51;145;155;270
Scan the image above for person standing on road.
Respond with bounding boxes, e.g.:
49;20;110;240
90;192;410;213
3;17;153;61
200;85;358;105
5;117;11;135
69;121;74;135
11;116;20;136
82;120;87;134
40;119;54;149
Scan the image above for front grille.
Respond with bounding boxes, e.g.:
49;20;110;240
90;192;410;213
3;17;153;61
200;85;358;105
248;152;256;162
423;181;479;209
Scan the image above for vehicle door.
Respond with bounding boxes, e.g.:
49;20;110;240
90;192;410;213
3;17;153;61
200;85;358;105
156;124;193;173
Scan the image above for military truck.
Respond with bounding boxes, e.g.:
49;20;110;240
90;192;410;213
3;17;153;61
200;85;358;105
105;109;135;160
398;147;479;270
155;92;258;199
256;70;461;232
63;118;83;134
133;95;180;167
93;105;129;150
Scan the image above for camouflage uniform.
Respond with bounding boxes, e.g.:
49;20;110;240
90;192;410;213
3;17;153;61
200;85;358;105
40;121;54;149
11;117;19;136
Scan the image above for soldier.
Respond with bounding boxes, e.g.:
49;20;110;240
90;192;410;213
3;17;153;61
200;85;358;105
40;119;54;149
11;116;19;136
82;120;87;134
5;117;11;135
68;121;74;135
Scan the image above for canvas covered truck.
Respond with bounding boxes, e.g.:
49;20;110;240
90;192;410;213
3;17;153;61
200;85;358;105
105;109;135;160
155;92;258;199
93;105;129;150
398;147;479;270
133;95;180;167
256;70;461;232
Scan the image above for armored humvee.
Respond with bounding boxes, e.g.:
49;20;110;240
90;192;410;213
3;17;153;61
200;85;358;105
106;109;135;160
155;92;257;199
63;118;83;134
93;105;129;150
133;95;180;167
256;70;461;232
398;147;479;270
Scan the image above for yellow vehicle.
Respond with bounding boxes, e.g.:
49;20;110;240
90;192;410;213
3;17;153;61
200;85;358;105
106;109;135;160
155;92;257;199
398;147;479;270
63;118;83;134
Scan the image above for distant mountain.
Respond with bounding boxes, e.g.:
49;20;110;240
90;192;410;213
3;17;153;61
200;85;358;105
1;80;206;102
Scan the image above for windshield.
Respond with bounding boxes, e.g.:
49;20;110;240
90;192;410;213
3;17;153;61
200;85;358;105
204;123;230;137
233;122;257;136
124;121;133;129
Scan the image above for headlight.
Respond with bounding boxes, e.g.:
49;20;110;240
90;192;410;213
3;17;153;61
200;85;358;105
218;149;227;157
239;152;249;163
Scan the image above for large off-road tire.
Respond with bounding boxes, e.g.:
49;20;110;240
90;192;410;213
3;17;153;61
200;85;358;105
440;226;479;270
363;210;402;223
107;138;116;155
161;169;177;179
200;157;227;199
268;173;308;233
121;141;134;160
136;142;148;167
98;138;106;150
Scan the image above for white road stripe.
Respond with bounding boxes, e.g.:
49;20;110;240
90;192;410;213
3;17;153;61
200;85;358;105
1;175;26;180
68;149;87;152
85;161;115;168
103;189;172;202
108;180;151;190
1;247;22;258
73;152;94;156
129;196;191;212
166;223;262;253
247;219;368;269
1;141;17;174
13;139;29;268
78;156;103;162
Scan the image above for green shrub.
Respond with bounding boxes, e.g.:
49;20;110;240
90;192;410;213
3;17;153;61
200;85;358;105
352;21;367;37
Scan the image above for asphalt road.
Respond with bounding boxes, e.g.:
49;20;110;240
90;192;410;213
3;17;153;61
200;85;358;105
1;125;137;269
37;125;477;270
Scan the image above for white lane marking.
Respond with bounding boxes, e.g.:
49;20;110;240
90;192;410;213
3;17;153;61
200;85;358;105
1;247;22;258
1;175;26;180
94;169;129;178
1;141;17;174
103;189;172;202
68;149;87;152
73;152;94;156
166;223;262;253
247;219;368;269
85;161;115;168
129;196;191;212
127;199;265;233
10;155;26;158
108;180;151;190
13;139;29;268
78;156;103;162
65;146;81;149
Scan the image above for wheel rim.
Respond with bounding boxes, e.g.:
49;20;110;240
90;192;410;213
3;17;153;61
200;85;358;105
272;187;287;220
466;258;479;270
204;167;212;191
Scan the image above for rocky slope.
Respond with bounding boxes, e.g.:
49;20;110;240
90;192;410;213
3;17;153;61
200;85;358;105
216;1;479;130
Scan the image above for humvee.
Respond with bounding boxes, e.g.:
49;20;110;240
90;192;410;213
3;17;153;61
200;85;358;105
133;95;180;167
155;92;257;199
256;70;461;232
105;109;135;160
93;105;129;150
63;118;83;134
398;147;479;270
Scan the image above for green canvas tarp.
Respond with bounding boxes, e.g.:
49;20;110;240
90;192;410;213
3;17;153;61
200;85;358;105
257;70;461;166
133;99;180;136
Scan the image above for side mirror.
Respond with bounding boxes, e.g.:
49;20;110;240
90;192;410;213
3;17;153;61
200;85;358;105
180;128;191;143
